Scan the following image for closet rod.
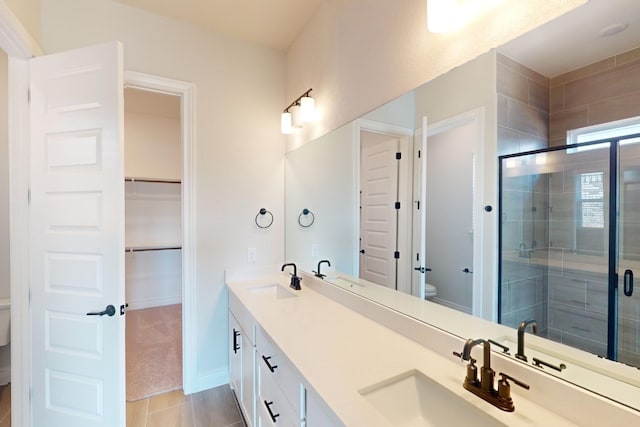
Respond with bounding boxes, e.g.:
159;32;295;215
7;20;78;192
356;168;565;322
125;246;182;253
125;177;181;184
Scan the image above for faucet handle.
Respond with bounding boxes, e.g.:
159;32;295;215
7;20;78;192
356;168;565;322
452;351;475;364
498;373;530;392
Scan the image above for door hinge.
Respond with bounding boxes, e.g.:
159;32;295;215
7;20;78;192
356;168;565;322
396;152;402;160
415;200;420;210
120;303;129;316
394;251;400;259
395;202;401;210
27;89;31;103
418;150;421;158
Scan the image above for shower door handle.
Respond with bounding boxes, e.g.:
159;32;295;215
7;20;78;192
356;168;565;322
624;269;634;297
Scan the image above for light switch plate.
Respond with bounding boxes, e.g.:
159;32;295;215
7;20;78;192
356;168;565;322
248;247;257;263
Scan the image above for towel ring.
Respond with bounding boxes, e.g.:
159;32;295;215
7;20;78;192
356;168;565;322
255;208;274;229
298;208;315;228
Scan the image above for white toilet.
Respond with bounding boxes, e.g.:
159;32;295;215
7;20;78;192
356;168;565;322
0;298;10;346
424;283;437;299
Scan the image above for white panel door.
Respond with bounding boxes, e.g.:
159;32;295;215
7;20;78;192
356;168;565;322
360;137;399;289
29;42;125;427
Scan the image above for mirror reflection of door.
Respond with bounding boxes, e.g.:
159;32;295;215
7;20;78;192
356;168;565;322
359;132;400;289
425;118;476;313
358;128;412;291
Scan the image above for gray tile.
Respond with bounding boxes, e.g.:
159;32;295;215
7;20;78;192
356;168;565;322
192;384;242;427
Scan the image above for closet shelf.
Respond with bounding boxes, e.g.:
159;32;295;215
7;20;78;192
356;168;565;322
125;176;181;184
125;245;182;253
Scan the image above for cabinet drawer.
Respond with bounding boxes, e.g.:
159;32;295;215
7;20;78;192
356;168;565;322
256;327;302;416
230;292;256;345
258;364;299;427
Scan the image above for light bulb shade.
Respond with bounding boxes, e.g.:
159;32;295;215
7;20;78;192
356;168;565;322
427;0;458;33
281;111;293;134
300;96;315;123
290;104;304;129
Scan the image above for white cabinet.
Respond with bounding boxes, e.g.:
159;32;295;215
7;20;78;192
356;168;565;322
305;387;343;427
256;327;302;427
229;293;256;427
228;290;342;427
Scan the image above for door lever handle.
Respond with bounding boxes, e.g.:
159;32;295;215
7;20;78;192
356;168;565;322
462;268;473;274
87;304;116;317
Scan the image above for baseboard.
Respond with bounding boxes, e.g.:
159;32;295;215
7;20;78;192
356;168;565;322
127;296;182;311
185;368;229;395
432;297;472;315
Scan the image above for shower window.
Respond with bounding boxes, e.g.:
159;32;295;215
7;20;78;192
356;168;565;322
577;172;604;229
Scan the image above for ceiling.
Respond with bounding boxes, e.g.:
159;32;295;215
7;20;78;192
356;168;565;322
113;1;638;76
500;0;640;77
113;0;323;51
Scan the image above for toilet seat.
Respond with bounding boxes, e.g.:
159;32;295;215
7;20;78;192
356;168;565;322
424;283;437;298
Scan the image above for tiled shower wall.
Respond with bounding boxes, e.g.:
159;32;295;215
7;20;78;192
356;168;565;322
549;46;640;147
497;53;550;332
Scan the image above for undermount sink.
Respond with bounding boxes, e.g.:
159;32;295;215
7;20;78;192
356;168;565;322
359;370;507;427
248;284;298;299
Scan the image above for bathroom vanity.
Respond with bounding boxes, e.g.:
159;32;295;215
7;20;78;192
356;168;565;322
226;267;640;426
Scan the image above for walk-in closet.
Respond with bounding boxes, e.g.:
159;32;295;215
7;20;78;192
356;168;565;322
124;88;183;401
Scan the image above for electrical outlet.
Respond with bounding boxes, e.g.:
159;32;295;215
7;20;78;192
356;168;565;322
311;243;319;257
248;247;257;263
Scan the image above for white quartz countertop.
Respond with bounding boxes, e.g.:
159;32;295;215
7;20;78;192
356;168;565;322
226;271;578;427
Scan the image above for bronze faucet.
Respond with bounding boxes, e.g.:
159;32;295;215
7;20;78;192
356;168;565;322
455;338;529;412
516;319;538;362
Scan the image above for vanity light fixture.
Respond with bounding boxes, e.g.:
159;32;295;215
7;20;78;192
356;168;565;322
427;0;459;33
281;88;314;134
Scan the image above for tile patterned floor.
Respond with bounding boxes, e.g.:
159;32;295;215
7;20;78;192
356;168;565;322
127;304;183;401
0;384;9;427
127;385;246;427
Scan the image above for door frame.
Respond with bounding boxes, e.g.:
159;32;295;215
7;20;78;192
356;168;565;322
124;71;197;393
427;108;485;317
1;4;40;426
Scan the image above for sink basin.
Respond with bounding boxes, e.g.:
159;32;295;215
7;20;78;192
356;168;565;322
359;370;507;427
248;284;298;299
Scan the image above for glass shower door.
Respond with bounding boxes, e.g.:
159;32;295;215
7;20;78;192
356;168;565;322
617;137;640;366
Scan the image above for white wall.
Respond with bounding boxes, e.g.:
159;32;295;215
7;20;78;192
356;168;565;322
41;0;286;391
285;0;586;149
0;47;8;299
285;123;356;274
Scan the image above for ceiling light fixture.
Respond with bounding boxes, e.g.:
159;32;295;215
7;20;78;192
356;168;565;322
427;0;459;33
598;23;628;38
281;88;314;134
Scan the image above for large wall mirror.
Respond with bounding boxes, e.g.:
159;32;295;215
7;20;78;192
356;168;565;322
285;0;640;412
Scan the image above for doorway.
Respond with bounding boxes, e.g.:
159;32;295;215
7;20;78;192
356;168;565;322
423;110;483;315
123;88;183;401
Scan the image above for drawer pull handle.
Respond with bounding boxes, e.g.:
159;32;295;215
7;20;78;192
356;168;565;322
262;355;278;372
232;329;240;354
264;400;280;423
